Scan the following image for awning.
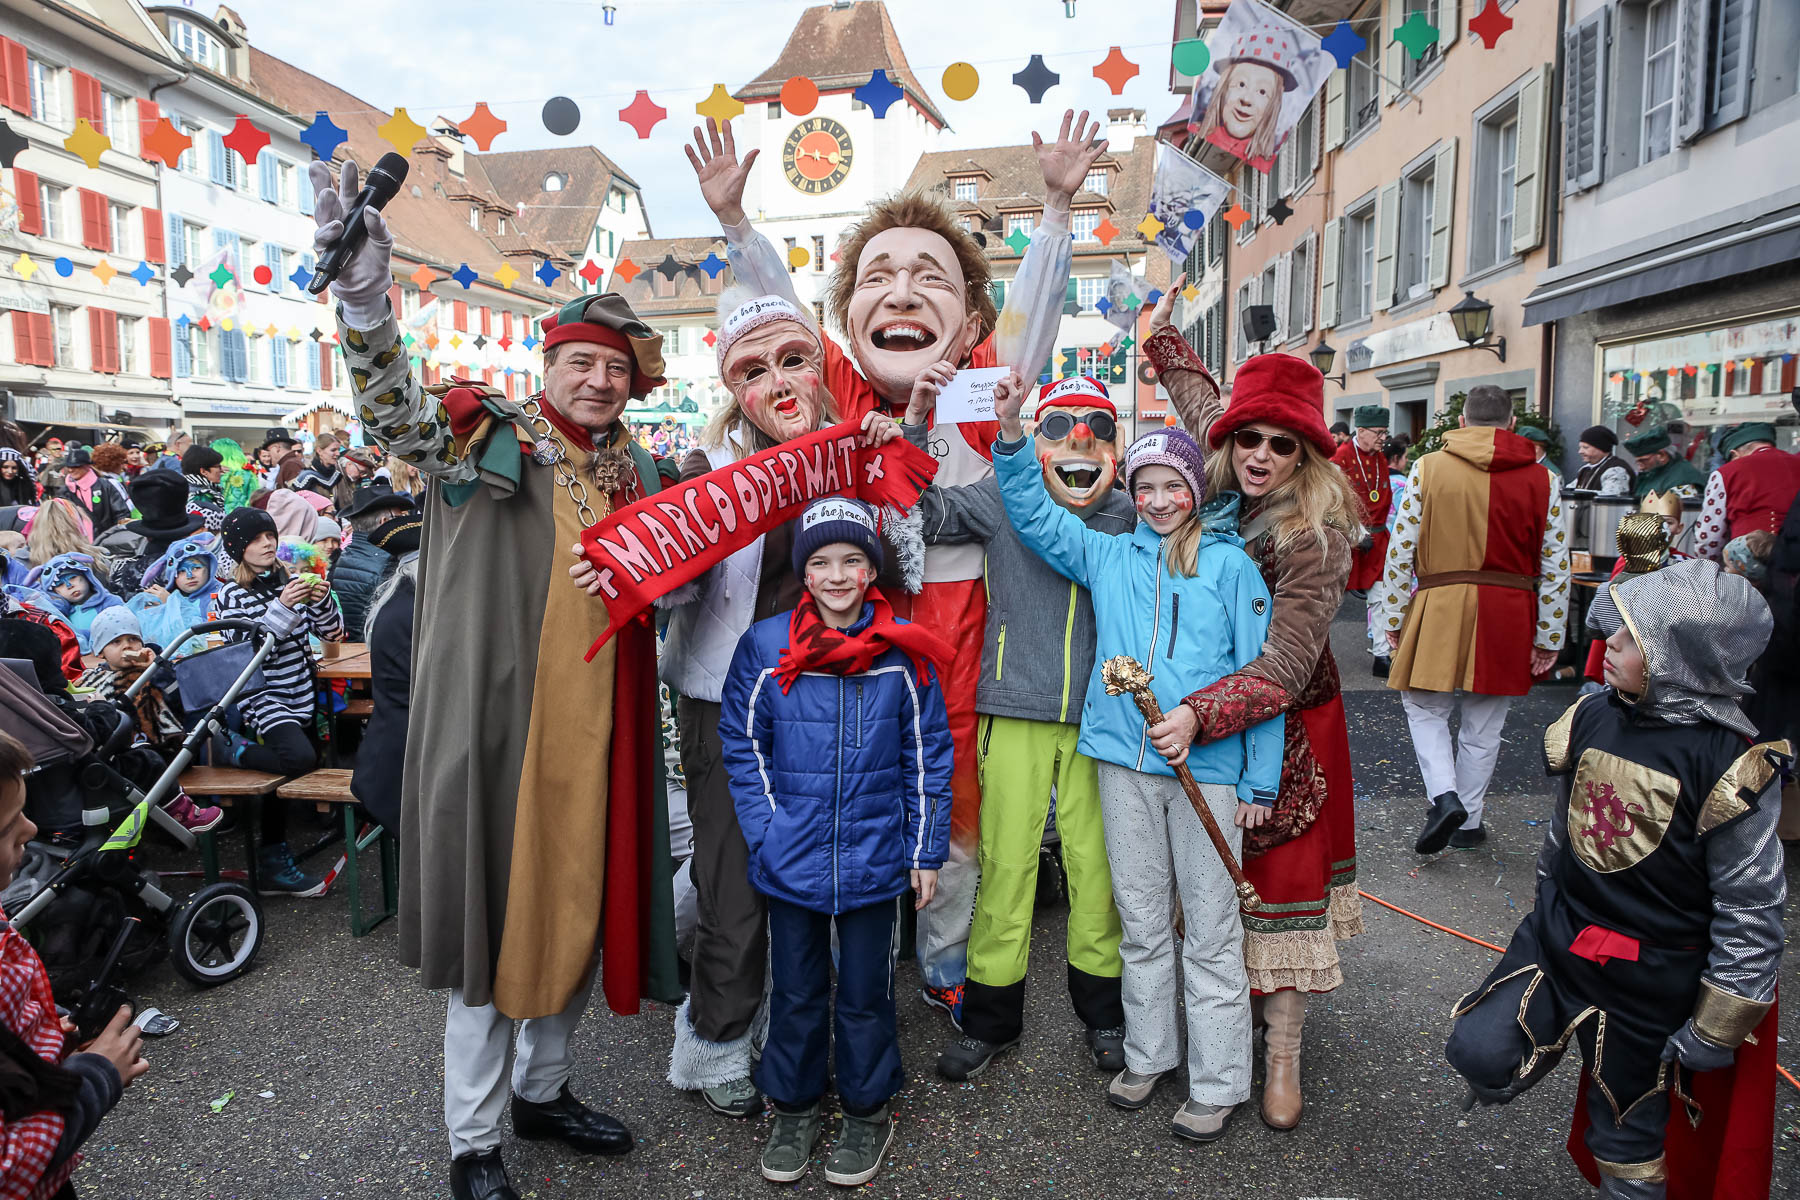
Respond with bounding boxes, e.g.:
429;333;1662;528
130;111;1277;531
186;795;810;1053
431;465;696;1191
284;394;354;423
1523;208;1800;326
108;399;184;421
7;394;101;426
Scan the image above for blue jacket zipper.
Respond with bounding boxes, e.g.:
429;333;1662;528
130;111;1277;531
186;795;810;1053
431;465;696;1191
1137;543;1165;771
1168;593;1181;656
856;680;864;747
834;676;843;913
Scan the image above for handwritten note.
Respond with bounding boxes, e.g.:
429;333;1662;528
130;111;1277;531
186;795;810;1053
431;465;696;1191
932;365;1010;425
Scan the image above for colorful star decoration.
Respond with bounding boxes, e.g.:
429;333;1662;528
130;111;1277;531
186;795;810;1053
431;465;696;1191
409;264;438;290
300;111;348;162
618;91;667;140
1095;297;1113;317
170;264;193;288
1321;21;1367;70
695;84;745;125
578;260;603;287
1135;213;1165;240
702;329;717;349
1468;0;1515;50
62;119;110;169
655;254;684;281
1221;204;1251;231
1092;46;1140;96
0;117;28;169
378;107;428;154
535;259;561;287
459;102;508;151
130;261;155;287
941;62;979;102
1393;11;1441;61
1093;218;1120;247
854;70;904;119
493;262;521;290
208;263;235;289
522;335;538;351
1182;284;1200;303
289;263;314;290
12;253;37;280
142;117;192;168
698;251;727;279
613;258;642;284
222;115;270;167
90;259;117;286
1267;197;1294;225
1003;227;1032;255
1012;55;1060;104
451;263;479;289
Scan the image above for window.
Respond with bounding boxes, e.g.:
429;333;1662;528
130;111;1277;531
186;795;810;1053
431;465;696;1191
194;326;214;377
988;280;1008;311
278;161;296;208
609;187;627;213
51;306;74;367
244;331;263;385
1470;104;1520;274
37;182;63;241
117;316;136;375
27;58;59;127
812;235;825;272
307;340;321;390
1076;275;1108;312
172;20;220;70
1640;0;1678;164
208;129;239;189
497;216;508;235
1398;159;1436;301
952;177;978;202
1347;31;1380;137
271;338;290;388
103;91;134;153
1288;235;1314;339
783;236;797;273
1401;0;1443;88
1071;210;1101;244
469;206;479;228
108;202;130;256
1006;212;1033;239
1258;262;1278;345
543;172;565;192
768;101;782;118
177;122;199;175
1083;167;1109;196
182;220;204;268
1234;279;1255;362
1340;200;1376;325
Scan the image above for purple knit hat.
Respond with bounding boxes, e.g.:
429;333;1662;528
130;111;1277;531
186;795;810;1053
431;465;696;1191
1124;428;1208;498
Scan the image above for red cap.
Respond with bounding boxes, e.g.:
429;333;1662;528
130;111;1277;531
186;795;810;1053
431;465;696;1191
1035;375;1117;416
1208;353;1333;457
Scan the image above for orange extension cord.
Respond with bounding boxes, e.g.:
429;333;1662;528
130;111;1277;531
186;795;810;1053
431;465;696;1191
1356;889;1800;1093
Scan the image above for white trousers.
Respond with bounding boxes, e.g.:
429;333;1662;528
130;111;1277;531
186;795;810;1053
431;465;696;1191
443;972;597;1157
1400;690;1513;830
1096;762;1250;1106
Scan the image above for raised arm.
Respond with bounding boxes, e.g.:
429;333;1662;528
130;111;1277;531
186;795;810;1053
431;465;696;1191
1143;275;1225;448
990;371;1114;588
1532;475;1570;661
689;120;805;310
309;160;469;483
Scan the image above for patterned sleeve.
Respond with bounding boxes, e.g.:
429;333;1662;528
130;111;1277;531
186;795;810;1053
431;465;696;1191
1694;470;1728;560
1370;459;1424;638
1599;464;1631;496
306;589;346;643
1143;326;1223;449
1533;480;1570;651
335;307;470;484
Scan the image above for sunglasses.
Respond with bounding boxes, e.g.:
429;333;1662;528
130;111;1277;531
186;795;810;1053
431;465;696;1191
1232;429;1301;458
1036;409;1118;443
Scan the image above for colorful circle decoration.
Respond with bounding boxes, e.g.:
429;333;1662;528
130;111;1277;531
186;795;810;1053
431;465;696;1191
942;62;980;102
1172;38;1211;77
252;265;273;285
542;96;581;137
780;75;819;117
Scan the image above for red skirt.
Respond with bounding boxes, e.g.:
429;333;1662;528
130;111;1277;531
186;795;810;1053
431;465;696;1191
1347;528;1388;591
1243;694;1361;995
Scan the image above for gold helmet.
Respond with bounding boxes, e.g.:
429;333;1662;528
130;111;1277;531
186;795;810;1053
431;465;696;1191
1638;489;1683;521
1616;511;1672;575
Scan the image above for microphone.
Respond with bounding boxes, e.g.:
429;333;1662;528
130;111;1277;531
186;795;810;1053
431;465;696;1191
308;152;410;295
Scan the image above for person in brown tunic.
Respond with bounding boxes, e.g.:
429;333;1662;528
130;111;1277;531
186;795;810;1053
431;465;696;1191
310;159;678;1200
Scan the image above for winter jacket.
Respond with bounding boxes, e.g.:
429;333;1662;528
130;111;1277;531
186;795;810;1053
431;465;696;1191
352;569;413;828
332;535;393;641
907;423;1135;724
50;471;126;534
720;605;953;915
26;554;123;653
994;436;1284;804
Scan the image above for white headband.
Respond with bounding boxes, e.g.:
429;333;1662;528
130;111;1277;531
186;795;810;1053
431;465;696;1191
716;295;821;365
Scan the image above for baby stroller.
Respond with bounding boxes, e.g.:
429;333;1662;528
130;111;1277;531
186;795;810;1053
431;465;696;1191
1;619;275;997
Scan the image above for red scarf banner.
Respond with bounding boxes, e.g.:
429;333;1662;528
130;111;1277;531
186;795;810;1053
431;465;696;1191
578;420;938;658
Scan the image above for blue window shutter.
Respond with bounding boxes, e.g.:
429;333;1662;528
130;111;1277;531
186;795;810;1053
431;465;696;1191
306;340;320;389
223;329;247;382
208;130;227;185
299;168;314;216
271;339;288;387
168;214;184;268
174;327;191;378
260;154;278;202
265;243;281;292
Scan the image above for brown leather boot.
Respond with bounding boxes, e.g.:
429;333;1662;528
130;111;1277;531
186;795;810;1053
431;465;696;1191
1260;990;1305;1130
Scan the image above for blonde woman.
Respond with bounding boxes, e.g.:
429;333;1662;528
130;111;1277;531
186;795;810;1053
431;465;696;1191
1141;276;1363;1132
24;498;103;569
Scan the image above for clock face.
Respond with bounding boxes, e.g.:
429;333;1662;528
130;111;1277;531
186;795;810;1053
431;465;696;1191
782;117;854;195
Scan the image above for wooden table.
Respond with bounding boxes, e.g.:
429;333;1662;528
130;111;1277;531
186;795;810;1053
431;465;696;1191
317;643;370;681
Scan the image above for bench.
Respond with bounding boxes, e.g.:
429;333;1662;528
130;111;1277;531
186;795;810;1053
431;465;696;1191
277;770;397;937
179;766;286;890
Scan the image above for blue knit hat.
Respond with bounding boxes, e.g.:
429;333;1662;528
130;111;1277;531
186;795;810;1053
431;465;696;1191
791;497;884;576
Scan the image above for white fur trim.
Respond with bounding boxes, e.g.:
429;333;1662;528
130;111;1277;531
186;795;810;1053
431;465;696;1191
884;505;927;595
667;996;757;1090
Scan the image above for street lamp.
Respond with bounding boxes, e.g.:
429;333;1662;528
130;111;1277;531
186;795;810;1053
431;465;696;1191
1448;289;1507;362
603;4;616;26
1308;340;1347;388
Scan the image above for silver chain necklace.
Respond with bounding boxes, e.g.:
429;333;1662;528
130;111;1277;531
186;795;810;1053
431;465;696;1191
520;396;600;527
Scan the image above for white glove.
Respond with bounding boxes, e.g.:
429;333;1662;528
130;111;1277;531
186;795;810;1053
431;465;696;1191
308;159;395;329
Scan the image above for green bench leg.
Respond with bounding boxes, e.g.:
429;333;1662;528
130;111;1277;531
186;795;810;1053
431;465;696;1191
342;805;397;937
197;830;220;885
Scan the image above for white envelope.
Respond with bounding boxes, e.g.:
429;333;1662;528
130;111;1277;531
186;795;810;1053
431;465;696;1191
932;365;1011;425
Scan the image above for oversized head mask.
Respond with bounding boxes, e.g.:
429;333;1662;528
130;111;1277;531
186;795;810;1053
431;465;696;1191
717;295;831;444
1033;376;1120;512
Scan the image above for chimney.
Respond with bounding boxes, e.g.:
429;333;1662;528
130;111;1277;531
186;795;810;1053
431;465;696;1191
1107;107;1146;149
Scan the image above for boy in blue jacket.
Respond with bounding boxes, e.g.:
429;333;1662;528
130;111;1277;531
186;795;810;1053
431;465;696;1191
991;370;1282;1143
720;497;954;1188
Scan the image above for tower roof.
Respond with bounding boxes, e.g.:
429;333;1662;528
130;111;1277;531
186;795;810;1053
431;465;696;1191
735;1;946;129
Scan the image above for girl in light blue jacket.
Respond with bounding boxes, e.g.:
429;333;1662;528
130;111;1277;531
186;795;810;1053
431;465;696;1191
990;372;1278;1143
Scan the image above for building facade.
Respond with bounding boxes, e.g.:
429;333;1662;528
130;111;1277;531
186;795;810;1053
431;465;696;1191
0;0;179;440
477;145;652;293
1523;0;1800;459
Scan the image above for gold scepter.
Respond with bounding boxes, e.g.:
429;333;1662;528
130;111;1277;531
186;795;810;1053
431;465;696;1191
1101;655;1262;909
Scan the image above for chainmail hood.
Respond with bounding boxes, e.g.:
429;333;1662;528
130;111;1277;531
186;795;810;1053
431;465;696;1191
1609;557;1771;738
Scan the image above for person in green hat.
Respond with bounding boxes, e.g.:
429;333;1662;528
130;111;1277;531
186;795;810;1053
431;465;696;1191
1517;425;1558;477
1694;421;1800;561
1624;425;1706;501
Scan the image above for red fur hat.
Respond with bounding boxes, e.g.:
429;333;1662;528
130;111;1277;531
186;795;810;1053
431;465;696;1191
1208;353;1334;458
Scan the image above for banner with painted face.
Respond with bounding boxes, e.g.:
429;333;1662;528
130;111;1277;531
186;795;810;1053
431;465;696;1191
1189;0;1334;175
1148;144;1234;266
577;419;937;657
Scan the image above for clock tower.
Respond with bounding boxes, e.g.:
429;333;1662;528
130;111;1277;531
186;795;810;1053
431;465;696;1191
731;1;947;321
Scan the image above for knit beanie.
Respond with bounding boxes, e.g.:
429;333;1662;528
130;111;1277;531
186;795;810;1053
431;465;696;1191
791;497;884;576
181;445;224;474
1578;425;1617;452
88;606;141;654
1207;353;1334;457
222;505;278;562
313;515;345;543
1124;428;1208;497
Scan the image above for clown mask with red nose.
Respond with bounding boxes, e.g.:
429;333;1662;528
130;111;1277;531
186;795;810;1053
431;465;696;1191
1032;376;1121;513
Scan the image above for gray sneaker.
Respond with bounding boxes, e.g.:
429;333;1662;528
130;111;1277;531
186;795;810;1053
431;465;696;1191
823;1105;893;1187
760;1103;822;1184
1106;1067;1168;1110
1171;1100;1236;1142
701;1075;762;1117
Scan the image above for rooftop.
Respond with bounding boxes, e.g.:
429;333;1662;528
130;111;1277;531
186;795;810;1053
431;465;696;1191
735;1;946;129
610;236;736;318
476;145;644;262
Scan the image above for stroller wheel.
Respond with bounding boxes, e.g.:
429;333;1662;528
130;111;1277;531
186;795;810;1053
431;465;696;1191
168;883;264;987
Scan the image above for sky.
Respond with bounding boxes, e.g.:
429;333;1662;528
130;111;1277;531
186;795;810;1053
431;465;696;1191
221;0;1180;236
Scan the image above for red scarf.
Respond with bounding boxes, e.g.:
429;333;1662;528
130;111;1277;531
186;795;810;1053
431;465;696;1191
773;587;953;694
